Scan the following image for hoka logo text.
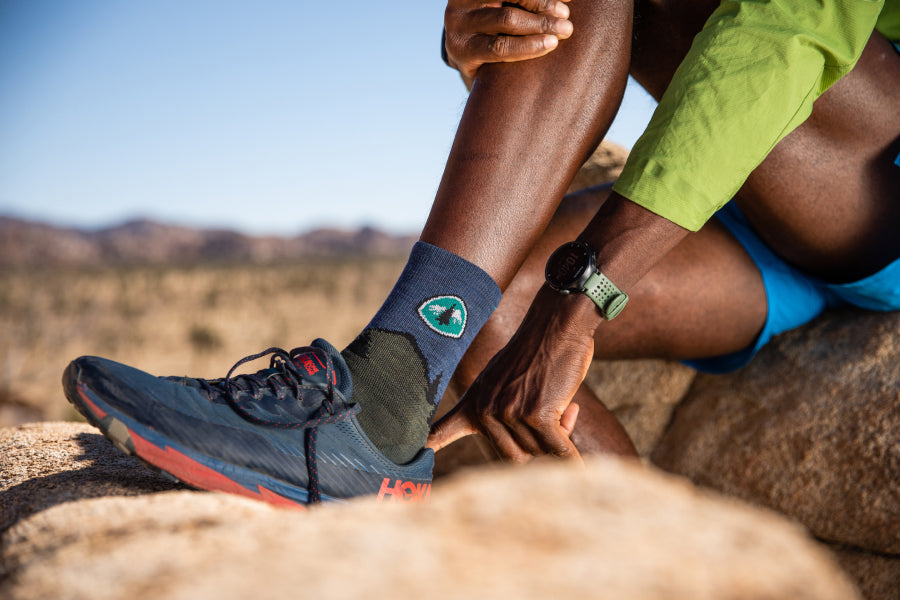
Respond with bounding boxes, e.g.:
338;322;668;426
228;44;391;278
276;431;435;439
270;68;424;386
298;355;319;375
377;478;432;503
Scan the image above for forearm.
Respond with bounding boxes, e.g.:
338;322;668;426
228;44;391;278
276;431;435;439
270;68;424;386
422;0;633;289
539;192;690;337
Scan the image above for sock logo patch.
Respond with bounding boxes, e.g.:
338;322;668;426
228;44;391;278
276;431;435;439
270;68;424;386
417;295;467;339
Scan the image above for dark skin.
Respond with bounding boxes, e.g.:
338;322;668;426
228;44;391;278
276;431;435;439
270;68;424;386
444;0;575;89
423;0;900;462
421;0;686;460
424;0;650;291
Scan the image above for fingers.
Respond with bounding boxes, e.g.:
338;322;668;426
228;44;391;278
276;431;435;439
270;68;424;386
470;5;573;38
494;420;582;463
444;1;573;80
479;406;582;464
543;428;582;463
525;412;583;461
465;33;560;68
426;402;480;452
431;401;581;463
507;0;571;19
481;416;535;464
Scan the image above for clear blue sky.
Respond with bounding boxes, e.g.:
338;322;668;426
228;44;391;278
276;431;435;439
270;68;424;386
0;0;657;235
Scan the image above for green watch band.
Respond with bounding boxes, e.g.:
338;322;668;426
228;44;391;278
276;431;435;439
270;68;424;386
583;270;629;320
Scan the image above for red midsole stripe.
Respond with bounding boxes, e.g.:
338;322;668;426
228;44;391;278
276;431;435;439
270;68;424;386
77;385;108;419
77;383;304;510
129;426;305;510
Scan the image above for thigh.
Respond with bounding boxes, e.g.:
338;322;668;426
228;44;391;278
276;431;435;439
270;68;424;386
737;34;900;282
631;0;900;282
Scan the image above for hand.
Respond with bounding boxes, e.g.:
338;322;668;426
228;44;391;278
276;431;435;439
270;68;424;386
445;0;574;88
428;286;598;463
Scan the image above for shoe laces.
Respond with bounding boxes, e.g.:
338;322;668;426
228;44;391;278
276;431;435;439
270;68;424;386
198;346;358;505
192;347;331;422
228;347;314;412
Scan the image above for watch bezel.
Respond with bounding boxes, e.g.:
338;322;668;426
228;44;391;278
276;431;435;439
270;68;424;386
545;241;596;293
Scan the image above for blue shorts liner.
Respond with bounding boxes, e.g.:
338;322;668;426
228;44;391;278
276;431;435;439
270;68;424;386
685;202;900;374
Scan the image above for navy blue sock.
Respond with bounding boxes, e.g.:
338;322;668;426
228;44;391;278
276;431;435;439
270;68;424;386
342;241;501;464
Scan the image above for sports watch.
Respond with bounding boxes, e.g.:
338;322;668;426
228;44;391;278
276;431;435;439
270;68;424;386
545;241;629;320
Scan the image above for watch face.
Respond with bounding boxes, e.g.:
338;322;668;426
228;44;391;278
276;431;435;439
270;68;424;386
545;241;592;291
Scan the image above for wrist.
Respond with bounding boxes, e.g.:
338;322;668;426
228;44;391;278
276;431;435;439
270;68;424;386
544;240;629;320
534;284;605;339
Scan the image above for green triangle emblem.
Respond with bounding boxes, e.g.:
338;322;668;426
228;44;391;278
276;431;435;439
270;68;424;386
417;295;467;339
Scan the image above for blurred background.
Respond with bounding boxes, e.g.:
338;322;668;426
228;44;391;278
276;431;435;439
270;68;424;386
0;0;656;234
0;0;656;427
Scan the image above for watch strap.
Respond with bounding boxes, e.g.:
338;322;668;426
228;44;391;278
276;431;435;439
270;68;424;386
583;270;629;320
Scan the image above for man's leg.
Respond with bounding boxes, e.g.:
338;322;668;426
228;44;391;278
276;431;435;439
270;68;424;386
344;0;638;463
422;0;633;286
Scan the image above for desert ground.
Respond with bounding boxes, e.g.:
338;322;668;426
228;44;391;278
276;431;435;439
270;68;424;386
0;259;406;427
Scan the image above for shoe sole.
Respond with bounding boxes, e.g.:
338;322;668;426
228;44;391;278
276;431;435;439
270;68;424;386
63;363;327;509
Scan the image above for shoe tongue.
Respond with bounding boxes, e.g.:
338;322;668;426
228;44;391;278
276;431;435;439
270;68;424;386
305;338;353;400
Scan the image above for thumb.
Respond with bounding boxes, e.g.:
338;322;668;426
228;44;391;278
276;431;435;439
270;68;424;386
426;402;479;452
560;402;580;436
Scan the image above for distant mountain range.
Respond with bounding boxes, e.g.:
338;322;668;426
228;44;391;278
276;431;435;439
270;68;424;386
1;143;629;268
0;217;418;267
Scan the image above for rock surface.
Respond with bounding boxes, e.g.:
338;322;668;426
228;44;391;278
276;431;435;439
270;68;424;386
653;310;900;556
566;141;629;194
0;422;183;533
1;422;860;600
584;358;696;456
829;545;900;600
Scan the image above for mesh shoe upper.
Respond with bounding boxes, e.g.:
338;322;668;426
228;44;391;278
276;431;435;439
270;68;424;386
65;339;433;505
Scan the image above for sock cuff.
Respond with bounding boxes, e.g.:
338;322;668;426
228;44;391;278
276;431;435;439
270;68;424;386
355;241;502;392
408;241;501;312
343;242;502;459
